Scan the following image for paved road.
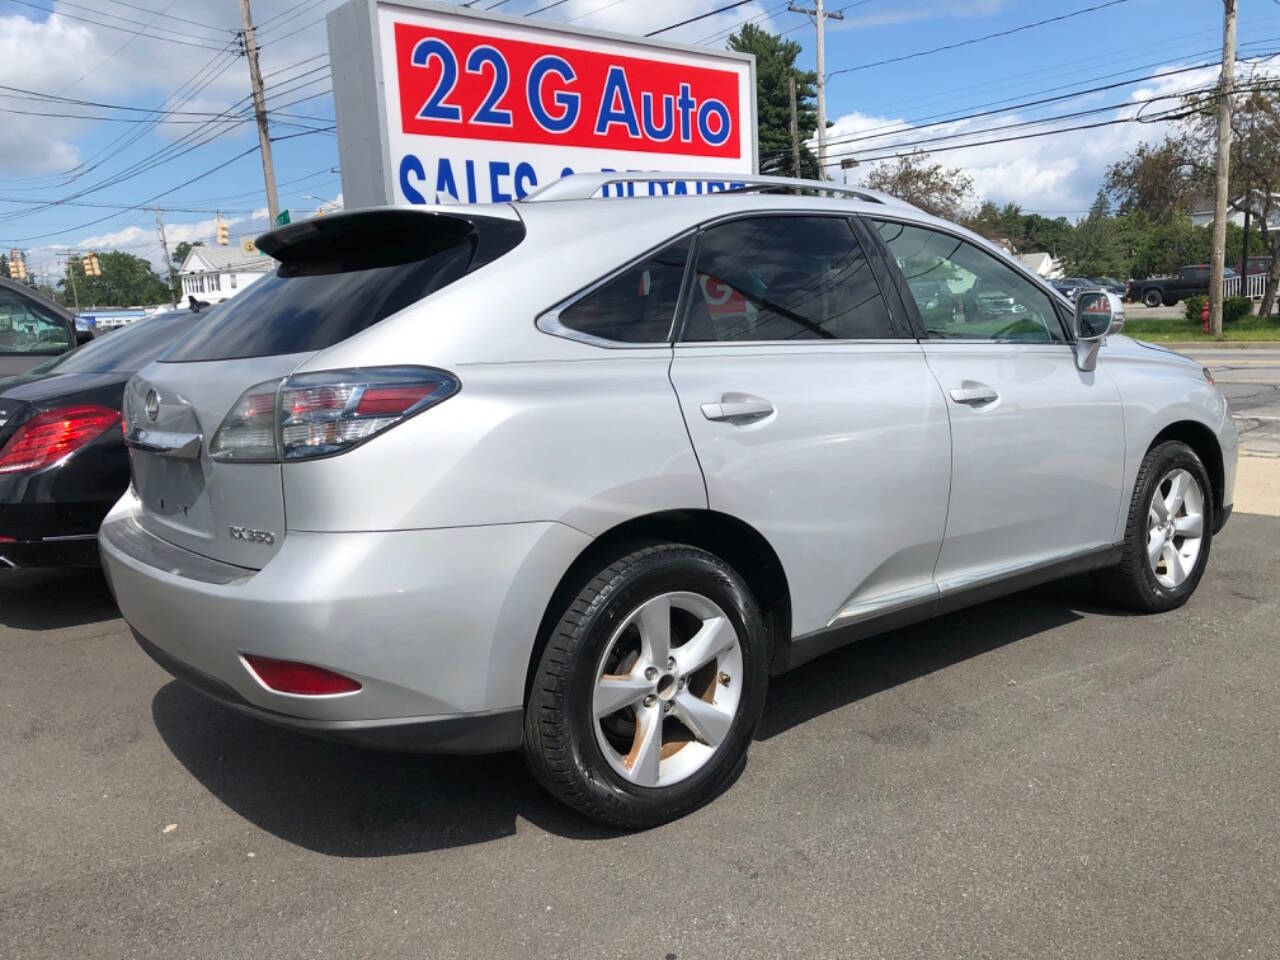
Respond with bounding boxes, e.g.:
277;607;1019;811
1184;347;1280;455
3;516;1278;960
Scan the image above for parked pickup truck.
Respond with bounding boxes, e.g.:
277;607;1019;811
1129;264;1237;308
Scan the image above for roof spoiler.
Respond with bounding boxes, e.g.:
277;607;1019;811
254;207;525;276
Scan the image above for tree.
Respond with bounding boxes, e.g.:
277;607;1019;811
727;24;820;179
58;250;171;307
1065;191;1127;277
1104;135;1198;222
863;152;975;221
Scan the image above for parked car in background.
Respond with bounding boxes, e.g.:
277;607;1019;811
1129;265;1238;307
1243;255;1272;276
101;174;1236;828
0;276;88;377
1051;277;1098;300
0;309;202;568
1090;277;1127;296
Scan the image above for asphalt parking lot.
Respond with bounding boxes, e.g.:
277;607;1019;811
2;509;1278;959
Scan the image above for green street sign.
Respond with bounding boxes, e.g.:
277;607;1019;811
274;209;291;226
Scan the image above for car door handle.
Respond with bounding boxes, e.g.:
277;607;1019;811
948;385;999;406
700;399;775;422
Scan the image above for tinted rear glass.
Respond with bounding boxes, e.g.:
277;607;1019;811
163;214;522;362
43;311;202;374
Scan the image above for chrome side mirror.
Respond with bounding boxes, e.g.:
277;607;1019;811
1073;290;1124;372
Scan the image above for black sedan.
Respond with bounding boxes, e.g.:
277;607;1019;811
0;309;202;568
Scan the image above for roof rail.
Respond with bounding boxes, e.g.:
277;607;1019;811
520;171;911;207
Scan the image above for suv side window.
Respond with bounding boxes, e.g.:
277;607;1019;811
874;220;1064;343
555;236;692;344
0;289;71;355
680;216;895;342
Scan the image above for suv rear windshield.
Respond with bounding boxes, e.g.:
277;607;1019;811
163;212;524;362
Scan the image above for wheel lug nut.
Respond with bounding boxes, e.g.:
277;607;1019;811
644;666;658;681
643;694;657;707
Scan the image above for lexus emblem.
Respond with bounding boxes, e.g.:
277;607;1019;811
144;389;160;422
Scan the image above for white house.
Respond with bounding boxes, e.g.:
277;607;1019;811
177;244;272;305
1016;251;1064;280
1189;192;1280;229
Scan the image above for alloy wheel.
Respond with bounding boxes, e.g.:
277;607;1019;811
1147;467;1205;589
592;591;743;788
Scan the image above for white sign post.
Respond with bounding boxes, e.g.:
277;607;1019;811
327;0;757;208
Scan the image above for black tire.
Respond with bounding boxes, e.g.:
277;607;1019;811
1095;440;1215;613
1142;288;1162;308
522;543;769;828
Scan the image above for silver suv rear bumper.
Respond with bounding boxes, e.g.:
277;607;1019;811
99;490;590;752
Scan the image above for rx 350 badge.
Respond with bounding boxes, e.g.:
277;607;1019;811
228;525;275;545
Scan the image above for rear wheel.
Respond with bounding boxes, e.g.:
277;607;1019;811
1095;440;1214;612
523;543;769;828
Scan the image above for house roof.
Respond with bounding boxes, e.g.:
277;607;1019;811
179;244;273;274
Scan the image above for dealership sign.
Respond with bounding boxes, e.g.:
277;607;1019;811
326;0;757;207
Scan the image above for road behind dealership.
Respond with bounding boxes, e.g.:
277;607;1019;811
2;350;1279;960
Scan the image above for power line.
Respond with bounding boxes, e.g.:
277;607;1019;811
4;0;234;50
646;0;754;37
8;127;334;244
828;0;1132;79
813;79;1280;168
94;0;231;32
810;54;1256;156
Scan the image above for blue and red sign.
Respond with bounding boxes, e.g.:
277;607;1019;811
393;23;743;159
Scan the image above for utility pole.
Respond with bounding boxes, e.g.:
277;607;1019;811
156;207;177;307
1209;0;1237;336
788;76;801;178
238;0;280;223
59;253;80;312
788;0;842;176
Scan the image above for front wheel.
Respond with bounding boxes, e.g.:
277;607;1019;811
522;543;769;828
1095;440;1214;612
1142;289;1162;308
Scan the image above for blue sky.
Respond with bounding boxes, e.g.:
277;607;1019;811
0;0;1273;280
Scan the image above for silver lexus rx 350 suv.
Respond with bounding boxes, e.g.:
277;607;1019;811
101;173;1238;827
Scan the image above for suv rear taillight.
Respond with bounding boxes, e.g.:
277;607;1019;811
0;405;121;475
209;366;458;463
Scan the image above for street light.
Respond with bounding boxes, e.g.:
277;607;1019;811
304;195;343;211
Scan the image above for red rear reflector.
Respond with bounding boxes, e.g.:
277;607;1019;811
242;654;362;695
355;385;434;416
0;404;121;475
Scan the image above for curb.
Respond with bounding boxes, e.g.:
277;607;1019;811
1145;341;1280;350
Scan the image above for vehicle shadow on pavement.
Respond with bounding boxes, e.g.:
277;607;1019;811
150;579;1115;857
757;579;1099;741
0;568;119;631
151;681;623;856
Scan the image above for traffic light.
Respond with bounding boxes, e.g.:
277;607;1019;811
216;219;229;245
84;252;101;276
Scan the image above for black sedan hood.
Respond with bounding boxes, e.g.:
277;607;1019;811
0;370;126;405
